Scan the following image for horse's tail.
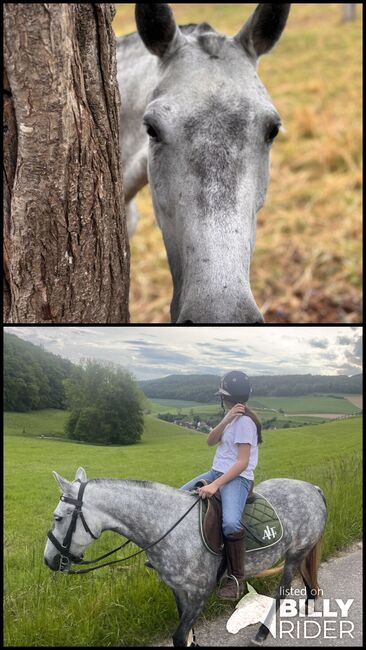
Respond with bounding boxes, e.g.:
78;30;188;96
255;560;285;578
300;536;323;598
299;484;326;597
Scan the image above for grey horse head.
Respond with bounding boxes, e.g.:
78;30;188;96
135;4;290;324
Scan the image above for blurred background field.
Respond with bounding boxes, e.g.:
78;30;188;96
114;4;362;324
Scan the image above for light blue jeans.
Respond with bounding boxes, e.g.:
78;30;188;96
180;469;253;537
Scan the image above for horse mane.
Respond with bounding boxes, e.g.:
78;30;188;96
89;477;186;495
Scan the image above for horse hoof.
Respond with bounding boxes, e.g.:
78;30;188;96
250;640;264;646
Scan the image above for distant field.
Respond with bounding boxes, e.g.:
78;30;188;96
4;393;359;448
249;395;361;414
114;3;362;323
149;398;216;412
149;399;327;427
343;393;363;408
4;411;362;646
149;395;361;416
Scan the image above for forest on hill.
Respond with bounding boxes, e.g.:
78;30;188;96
4;333;74;411
139;373;362;403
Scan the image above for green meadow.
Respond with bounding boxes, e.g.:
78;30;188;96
4;411;362;646
248;395;361;414
150;394;360;415
148;395;359;430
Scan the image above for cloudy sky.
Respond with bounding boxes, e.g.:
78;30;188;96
4;326;362;380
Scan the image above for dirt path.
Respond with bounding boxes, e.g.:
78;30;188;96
153;542;362;647
342;395;363;409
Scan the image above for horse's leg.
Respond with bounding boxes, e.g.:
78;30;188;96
173;589;185;618
253;555;301;644
172;589;210;647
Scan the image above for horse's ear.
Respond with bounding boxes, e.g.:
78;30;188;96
52;471;73;495
75;467;87;483
234;4;291;59
135;3;185;58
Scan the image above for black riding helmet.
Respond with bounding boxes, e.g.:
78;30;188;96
215;370;252;404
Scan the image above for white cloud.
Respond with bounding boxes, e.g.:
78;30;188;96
4;326;362;379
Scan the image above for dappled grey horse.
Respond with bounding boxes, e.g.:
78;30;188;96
44;468;327;647
117;4;291;323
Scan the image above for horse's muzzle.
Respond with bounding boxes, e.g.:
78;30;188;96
44;554;63;571
176;308;265;324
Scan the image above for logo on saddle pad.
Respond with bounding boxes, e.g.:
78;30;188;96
262;525;277;541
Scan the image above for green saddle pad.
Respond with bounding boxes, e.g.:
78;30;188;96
192;482;283;555
243;491;283;552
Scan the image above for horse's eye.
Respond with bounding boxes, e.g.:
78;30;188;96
144;122;160;142
54;516;63;522
267;123;280;143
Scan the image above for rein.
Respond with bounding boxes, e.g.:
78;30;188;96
47;480;201;575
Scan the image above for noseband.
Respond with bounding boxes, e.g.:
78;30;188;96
47;480;98;568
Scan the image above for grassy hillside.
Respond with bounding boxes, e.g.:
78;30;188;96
114;3;362;323
4;408;69;438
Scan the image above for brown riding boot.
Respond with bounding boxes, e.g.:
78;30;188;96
218;530;246;601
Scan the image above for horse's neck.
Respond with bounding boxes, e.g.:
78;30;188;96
88;480;184;548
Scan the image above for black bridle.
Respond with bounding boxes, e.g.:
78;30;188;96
47;480;201;574
47;480;99;570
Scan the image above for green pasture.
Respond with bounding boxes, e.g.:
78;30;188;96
0;402;332;446
4;408;69;438
149;402;326;429
149;394;360;415
148;398;218;414
4;412;362;646
249;395;361;414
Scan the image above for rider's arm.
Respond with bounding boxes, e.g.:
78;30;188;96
207;404;246;446
213;444;250;488
206;419;229;446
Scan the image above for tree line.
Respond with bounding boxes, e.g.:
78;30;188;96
4;333;74;411
4;333;144;445
139;372;362;403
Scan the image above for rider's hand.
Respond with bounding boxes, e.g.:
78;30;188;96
222;403;246;425
197;482;219;499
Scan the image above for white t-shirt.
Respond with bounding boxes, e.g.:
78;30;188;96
212;415;258;480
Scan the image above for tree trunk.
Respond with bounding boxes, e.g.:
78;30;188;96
3;4;130;323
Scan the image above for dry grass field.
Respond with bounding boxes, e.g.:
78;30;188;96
114;4;362;323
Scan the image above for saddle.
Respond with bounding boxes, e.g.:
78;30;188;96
190;480;283;556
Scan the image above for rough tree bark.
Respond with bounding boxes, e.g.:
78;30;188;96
3;4;130;323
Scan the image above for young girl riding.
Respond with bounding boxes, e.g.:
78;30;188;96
180;370;262;600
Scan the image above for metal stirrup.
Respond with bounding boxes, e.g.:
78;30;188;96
220;573;240;600
229;574;240;600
